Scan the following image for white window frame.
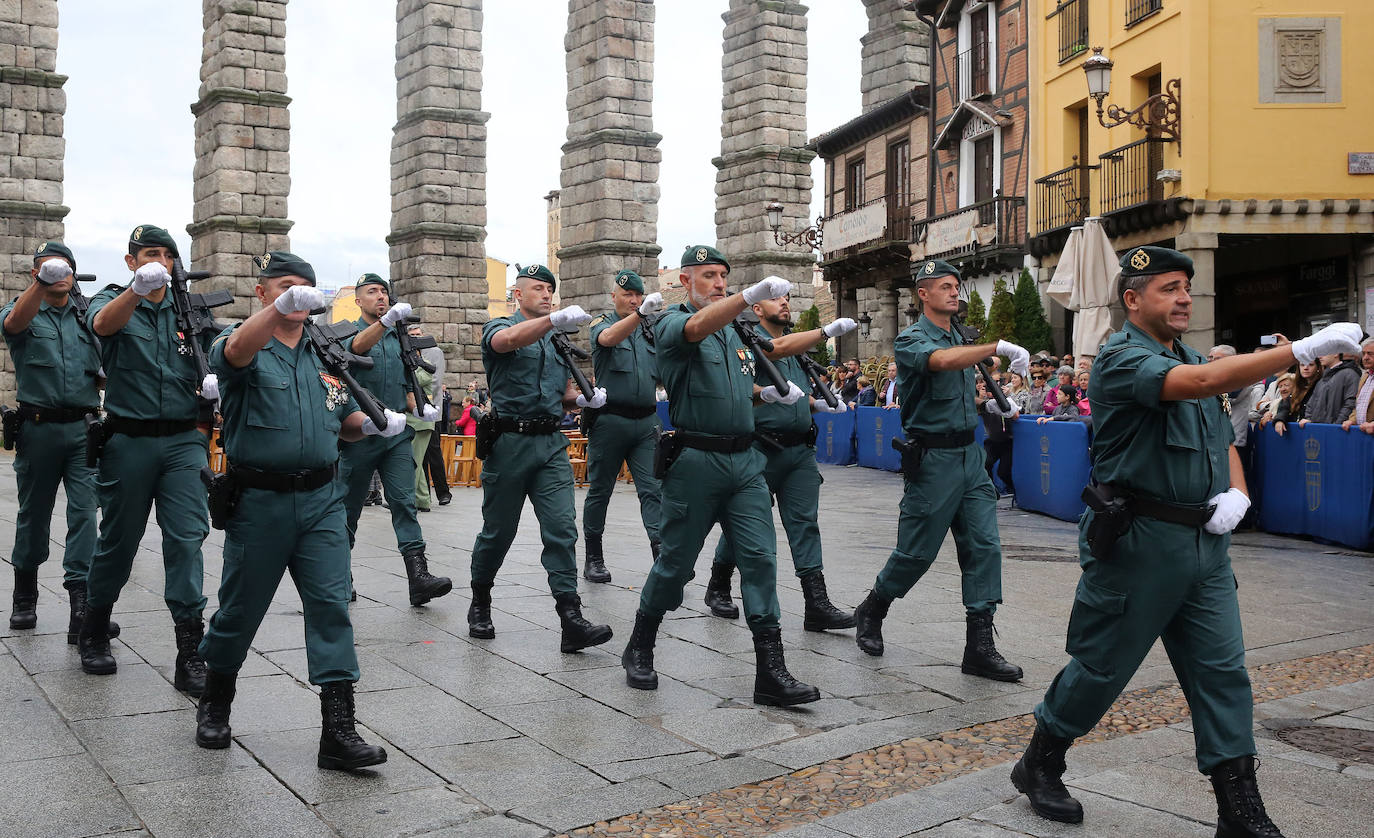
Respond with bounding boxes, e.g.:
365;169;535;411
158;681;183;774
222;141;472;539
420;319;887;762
957;1;998;101
958;123;1001;208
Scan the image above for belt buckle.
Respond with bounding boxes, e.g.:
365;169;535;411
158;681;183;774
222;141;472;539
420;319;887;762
291;471;309;492
517;419;530;434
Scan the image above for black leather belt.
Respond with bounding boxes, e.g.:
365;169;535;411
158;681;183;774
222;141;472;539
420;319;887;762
913;429;976;449
495;415;560;435
757;427;815;449
230;463;338;493
677;431;755;454
600;403;657;420
105;415;197;438
18;404;97;424
1100;483;1214;528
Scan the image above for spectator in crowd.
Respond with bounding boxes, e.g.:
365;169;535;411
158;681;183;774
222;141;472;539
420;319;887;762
1341;338;1374;434
1036;385;1081;423
1257;373;1295;430
878;361;899;408
1006;372;1031;415
454;396;480;436
1024;368;1050;415
1060;354;1073;368
838;360;861;405
1207;345;1262;446
1044;366;1075;413
856;376;876;407
1076;357;1091;373
976;379;1017;496
1273;361;1321;435
1301;350;1361;426
466;379;489;407
1074;371;1091;415
655;383;667;402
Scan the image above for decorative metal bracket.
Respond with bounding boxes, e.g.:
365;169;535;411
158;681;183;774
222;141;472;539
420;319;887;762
766;200;825;251
1096;77;1182;149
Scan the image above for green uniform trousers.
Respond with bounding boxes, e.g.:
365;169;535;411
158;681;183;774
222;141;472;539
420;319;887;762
470;431;578;596
640;448;781;630
412;427;434;510
200;483;359;684
86;429;209;621
711;442;823;578
582;413;661;542
339;427;424;554
1035;516;1255;773
874;443;1002;614
11;419;97;587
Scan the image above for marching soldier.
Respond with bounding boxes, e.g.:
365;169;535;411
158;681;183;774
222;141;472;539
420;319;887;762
195;251;398;770
704;293;856;632
338;274;451;606
77;225;215;695
582;269;663;582
3;242;116;643
620;246;819;707
468;264;613;652
1012;247;1361;836
852;259;1025;683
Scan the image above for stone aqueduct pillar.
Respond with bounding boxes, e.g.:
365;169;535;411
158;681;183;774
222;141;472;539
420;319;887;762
861;0;928;112
189;0;294;320
387;0;491;385
714;0;815;307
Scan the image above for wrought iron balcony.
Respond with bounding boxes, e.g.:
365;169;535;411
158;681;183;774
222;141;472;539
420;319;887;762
1098;137;1173;215
1047;0;1089;64
913;194;1026;264
1034;157;1097;234
1126;0;1163;28
956;40;991;101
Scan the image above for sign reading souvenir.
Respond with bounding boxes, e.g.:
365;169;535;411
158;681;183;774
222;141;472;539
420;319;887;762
924;209;979;257
821;202;887;255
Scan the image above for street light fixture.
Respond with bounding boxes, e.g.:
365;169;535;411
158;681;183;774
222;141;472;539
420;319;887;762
857;312;872;338
1081;47;1182;148
765;200;825;251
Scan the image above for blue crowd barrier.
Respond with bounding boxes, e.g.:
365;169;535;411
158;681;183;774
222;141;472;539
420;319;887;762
1010;418;1092;522
855;406;903;472
1253;423;1374;551
814;409;857;465
655;400;672;432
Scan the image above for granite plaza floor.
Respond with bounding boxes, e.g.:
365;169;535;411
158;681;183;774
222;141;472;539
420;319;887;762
1;459;1370;837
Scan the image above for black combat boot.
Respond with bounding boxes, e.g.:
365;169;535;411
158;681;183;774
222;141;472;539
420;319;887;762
621;610;661;690
649;540;660;562
961;611;1023;682
65;581;119;645
173;618;208;697
401;547;452;606
703;562;739;619
752;628;820;706
554;592;613;653
1010;724;1083;823
195;669;238;749
853;589;891;656
317;681;387;771
1210;756;1286;837
78;603;118;675
9;567;38;630
467;581;495;639
583;533;611;583
799;571;856;631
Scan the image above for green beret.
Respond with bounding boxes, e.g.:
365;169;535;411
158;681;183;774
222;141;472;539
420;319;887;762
33;241;75;270
128;224;180;260
915;259;961;282
614;269;644;293
680;245;730;272
355;272;388;291
517;263;557;289
1119;246;1194;279
255;251;316;286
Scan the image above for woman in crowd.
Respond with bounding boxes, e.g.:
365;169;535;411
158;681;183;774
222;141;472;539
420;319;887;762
1257;373;1296;430
1273;362;1321;436
1025;369;1050;415
454;396;480;436
1043;366;1075;413
856;376;876;407
1075;370;1091;415
1006;372;1031;415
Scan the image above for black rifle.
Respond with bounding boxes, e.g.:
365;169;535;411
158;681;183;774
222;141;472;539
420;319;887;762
638;308;659;346
551;329;594;399
774;319;841;410
731;316;792;395
952;305;1013;415
168;259;233;421
302;312;391;431
0;404;20;450
395;312;439;414
71;274;102;352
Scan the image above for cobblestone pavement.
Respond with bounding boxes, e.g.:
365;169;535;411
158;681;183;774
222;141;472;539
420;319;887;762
1;460;1371;837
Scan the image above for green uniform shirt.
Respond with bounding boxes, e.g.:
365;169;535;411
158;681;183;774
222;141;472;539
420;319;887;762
752;324;811;435
654;304;757;435
1;297;101;408
481;311;570;419
345;318;408;414
405;366;436;432
88;287;208;422
210;325;359;472
589;311;658;408
894;314;978;436
1088;320;1234;505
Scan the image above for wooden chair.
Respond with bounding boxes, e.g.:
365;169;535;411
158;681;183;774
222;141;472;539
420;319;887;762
207;432;227;475
565;437;588;487
443;434;482;488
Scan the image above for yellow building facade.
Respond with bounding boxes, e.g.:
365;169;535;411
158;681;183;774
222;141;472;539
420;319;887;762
1029;0;1374;349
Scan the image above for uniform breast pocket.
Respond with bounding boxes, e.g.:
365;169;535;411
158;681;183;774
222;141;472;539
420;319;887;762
610;345;634;372
1165;401;1203;451
687;354;723;398
247;372;291;430
504;345;539;387
928;369;963;401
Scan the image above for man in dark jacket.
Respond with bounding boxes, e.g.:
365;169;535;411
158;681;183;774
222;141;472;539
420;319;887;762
1302;352;1360;425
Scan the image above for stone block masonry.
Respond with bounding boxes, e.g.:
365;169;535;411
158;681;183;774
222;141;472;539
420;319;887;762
860;0;929;113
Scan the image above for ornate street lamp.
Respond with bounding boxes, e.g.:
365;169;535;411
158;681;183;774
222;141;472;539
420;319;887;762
1082;47;1182;148
904;302;919;325
857;311;872;338
765;200;825;251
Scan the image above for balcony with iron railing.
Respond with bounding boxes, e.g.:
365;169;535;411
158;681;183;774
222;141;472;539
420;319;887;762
819;196;920;263
1126;0;1163;28
956;40;991;101
913;193;1026;267
1097;136;1172;215
1034;157;1097;234
1047;0;1089;64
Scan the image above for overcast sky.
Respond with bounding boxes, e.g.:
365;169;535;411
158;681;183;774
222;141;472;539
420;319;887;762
58;1;865;291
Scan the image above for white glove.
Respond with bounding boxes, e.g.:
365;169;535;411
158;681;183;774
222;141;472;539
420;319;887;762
996;340;1031;377
1291;322;1363;365
822;317;857;338
759;381;805;405
416;403;440;422
273;285;325;315
576;386;608;409
379;302;413;328
37;260;73;285
985;399;1019;419
362;409;408;437
131;262;170;296
200;373;219;402
813;398;846;414
549;305;591;330
1204;488;1250;535
742;276;792;305
638;292;663;317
